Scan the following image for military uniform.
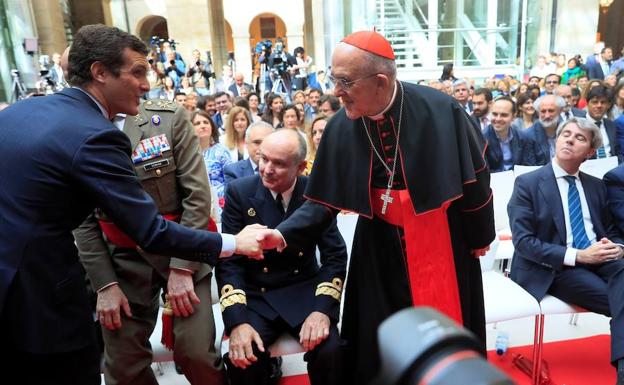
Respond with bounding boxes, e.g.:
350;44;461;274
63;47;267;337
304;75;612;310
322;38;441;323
217;175;347;385
74;100;225;385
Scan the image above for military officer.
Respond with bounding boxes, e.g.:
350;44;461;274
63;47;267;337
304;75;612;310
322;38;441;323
74;99;226;385
217;129;347;385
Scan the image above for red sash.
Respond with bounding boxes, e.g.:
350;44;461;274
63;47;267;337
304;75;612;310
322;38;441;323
98;213;218;248
371;188;463;324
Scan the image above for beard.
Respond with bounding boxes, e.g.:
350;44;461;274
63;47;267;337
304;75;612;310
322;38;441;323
539;117;558;129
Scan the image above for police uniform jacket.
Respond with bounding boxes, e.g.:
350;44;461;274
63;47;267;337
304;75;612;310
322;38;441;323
216;175;347;333
74;100;212;303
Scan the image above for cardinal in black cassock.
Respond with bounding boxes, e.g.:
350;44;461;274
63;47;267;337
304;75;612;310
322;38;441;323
273;31;495;384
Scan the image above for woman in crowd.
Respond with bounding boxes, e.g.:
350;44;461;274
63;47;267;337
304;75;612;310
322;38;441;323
515;83;529;98
262;92;284;128
303;115;328;176
610;82;624;120
439;63;457;82
578;79;604;109
561;57;586;86
294;102;306;128
222;106;251;161
292;90;306;105
496;79;511;97
191;110;232;219
292;47;313;92
555;53;567;76
163;76;176;101
246;92;262;122
511;92;537;131
280;104;302;130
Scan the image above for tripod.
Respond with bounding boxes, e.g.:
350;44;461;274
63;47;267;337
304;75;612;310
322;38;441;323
11;70;27;102
271;73;291;103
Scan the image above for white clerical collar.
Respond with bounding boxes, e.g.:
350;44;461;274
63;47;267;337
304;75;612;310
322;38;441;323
367;81;398;121
269;178;297;209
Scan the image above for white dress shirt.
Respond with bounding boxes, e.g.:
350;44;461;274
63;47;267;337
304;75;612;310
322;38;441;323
552;161;597;266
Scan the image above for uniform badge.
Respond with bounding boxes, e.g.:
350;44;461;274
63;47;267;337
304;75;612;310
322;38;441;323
131;134;171;164
247;208;256;217
151;115;161;126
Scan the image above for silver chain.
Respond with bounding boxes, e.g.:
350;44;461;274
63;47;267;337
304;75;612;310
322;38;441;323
361;81;405;189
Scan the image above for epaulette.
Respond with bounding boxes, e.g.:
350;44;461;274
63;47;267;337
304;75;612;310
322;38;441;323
143;99;178;112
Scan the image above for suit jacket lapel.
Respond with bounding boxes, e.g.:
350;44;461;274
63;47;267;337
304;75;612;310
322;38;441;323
579;172;603;236
286;177;306;217
538;165;566;243
249;178;282;228
123;111;149;150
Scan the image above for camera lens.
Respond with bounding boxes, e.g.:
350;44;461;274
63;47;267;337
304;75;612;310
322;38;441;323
148;59;154;64
170;60;175;65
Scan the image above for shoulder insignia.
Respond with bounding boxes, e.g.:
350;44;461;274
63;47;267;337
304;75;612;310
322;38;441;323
315;278;343;302
219;284;247;312
143;99;177;112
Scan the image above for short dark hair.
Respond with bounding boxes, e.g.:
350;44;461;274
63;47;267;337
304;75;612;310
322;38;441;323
174;91;186;98
494;95;516;115
473;88;493;102
308;88;322;97
318;94;340;112
293;47;305;56
279;104;301;121
68;24;148;86
214;91;229;100
233;96;250;110
544;73;561;82
586;85;612;102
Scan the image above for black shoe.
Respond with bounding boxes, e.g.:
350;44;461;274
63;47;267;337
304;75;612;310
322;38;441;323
617;358;624;385
269;356;283;385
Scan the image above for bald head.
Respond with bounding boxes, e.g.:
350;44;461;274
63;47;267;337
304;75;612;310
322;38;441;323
259;129;307;193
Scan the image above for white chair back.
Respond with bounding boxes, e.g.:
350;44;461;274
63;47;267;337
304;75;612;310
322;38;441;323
580;156;618;179
489;170;515;232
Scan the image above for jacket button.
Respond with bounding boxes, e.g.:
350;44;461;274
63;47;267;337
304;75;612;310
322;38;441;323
260;287;266;293
298;252;303;257
293;269;299;274
263;267;268;273
156;169;162;176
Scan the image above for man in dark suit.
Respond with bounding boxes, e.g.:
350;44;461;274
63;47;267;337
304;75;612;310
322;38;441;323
452;78;473;114
228;73;254;97
587;46;613;80
524;94;564;165
224;121;274;185
217;129;347;385
508;117;624;382
582;85;621;162
482;96;532;172
555;84;585;121
471;87;493;132
0;24;263;385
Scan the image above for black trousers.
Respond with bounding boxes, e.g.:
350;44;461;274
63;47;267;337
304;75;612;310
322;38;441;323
0;343;101;385
224;310;344;385
549;258;624;363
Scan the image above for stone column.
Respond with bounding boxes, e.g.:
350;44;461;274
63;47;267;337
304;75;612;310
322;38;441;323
31;0;67;56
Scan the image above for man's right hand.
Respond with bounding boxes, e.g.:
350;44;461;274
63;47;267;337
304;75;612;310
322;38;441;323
96;283;132;330
577;238;624;264
234;224;268;260
256;229;286;251
228;323;265;369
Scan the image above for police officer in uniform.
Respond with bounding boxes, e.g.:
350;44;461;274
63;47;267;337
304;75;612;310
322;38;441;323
217;129;347;385
74;99;226;385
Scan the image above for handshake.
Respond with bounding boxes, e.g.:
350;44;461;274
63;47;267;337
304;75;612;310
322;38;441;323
232;224;286;260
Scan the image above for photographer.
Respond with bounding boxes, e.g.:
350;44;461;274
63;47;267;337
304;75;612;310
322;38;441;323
164;49;186;88
145;50;166;99
267;38;297;98
187;49;214;96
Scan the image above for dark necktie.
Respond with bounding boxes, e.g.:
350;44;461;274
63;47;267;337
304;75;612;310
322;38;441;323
276;193;285;216
595;120;607;158
564;175;591;250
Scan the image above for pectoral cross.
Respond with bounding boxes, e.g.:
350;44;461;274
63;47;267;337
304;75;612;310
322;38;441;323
380;188;394;214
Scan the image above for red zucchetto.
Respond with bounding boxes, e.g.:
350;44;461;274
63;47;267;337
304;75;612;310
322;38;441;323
341;30;395;60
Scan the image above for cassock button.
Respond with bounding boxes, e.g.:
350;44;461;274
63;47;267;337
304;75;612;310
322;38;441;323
386;157;393;163
384;145;392;151
155;169;162;176
260;287;266;293
263;267;269;273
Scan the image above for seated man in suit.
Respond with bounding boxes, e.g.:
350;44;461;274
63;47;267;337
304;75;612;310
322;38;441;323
508;117;624;382
224;121;274;185
583;85;621;162
217;129;347;385
524;94;565;165
483;96;533;172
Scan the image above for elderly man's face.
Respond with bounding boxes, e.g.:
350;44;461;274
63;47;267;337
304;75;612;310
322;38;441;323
246;125;273;165
331;43;385;119
538;96;560;128
453;83;469;103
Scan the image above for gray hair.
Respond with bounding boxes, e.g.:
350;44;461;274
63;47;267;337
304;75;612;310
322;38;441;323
555;117;603;150
362;50;397;81
452;78;468;90
245;121;274;140
533;94;566;112
292;130;308;163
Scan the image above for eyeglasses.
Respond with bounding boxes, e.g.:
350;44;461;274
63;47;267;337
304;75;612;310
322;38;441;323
328;73;379;90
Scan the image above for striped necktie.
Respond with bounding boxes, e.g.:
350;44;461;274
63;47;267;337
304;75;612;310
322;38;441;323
595;120;607;158
564;175;591;250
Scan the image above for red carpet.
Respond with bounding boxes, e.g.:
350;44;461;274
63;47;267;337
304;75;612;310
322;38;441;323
278;335;613;385
488;334;613;385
